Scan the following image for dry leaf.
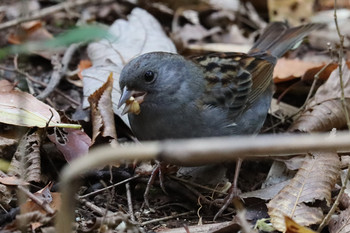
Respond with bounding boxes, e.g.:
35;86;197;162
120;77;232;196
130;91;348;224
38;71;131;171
0;90;80;128
267;152;340;232
47;128;91;162
273;58;324;83
21;184;61;214
4;211;53;232
82;7;177;127
77;60;92;80
8;129;42;182
329;206;350;233
88;73;117;145
7;20;54;59
290;63;350;132
0;80;15;92
285;216;317;233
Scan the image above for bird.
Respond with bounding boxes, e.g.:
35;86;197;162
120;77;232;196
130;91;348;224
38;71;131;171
118;22;321;218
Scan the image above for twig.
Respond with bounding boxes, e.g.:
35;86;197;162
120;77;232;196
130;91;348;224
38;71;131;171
333;0;350;130
78;174;140;199
140;211;195;226
169;175;227;195
37;43;80;100
125;182;135;222
78;197;114;216
0;0;112;30
56;132;350;233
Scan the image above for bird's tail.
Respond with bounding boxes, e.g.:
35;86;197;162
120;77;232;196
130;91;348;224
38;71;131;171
248;22;322;63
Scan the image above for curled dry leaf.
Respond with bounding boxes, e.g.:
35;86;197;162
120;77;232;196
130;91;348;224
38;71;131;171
8;129;42;183
290;63;350;132
88;73;117;145
267;151;340;232
82;7;177;127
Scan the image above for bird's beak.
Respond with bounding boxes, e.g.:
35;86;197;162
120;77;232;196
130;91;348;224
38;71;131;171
118;86;147;115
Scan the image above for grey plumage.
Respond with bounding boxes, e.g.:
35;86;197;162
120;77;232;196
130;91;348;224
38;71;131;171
118;22;322;140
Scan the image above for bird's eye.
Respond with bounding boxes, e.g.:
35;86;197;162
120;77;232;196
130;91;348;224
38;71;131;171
144;70;155;83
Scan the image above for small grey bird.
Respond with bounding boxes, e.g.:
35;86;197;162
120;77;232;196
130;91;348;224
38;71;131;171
118;22;321;140
118;22;321;218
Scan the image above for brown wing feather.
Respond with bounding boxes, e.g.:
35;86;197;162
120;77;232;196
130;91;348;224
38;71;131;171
191;52;274;117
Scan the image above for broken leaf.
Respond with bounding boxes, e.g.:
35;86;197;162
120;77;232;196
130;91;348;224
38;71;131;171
47;128;91;162
267;151;340;232
290;63;350;132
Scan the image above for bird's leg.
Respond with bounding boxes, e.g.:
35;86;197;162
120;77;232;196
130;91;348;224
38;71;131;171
214;158;243;220
143;161;168;208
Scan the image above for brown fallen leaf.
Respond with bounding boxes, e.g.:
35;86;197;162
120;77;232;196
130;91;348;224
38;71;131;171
267;151;340;232
273;58;324;83
285;216;317;233
290;63;350;132
88;73;117;145
47;128;91;162
0;80;16;92
77;60;92;80
21;183;61;215
7;20;54;59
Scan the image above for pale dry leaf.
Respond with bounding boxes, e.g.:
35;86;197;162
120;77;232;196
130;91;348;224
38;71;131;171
82;8;177;127
8;129;42;182
329;206;350;233
273;58;324;82
0;90;61;128
267;152;340;232
290;63;350;132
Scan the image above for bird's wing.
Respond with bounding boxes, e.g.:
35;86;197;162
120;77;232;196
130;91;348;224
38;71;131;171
192;52;274;118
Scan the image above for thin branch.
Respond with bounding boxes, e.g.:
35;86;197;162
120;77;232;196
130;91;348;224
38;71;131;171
140;211;195;226
56;132;350;233
333;0;350;130
37;43;80;100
